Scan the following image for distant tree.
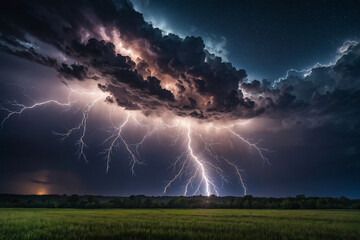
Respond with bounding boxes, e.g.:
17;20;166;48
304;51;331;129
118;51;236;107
129;195;142;208
46;201;57;208
102;201;114;208
281;199;294;209
58;200;70;208
26;200;39;208
244;195;253;200
78;200;87;208
123;198;131;208
316;199;331;209
296;195;305;200
243;200;251;209
252;200;265;209
351;202;360;209
67;194;80;207
168;197;188;208
85;202;98;209
234;198;243;208
143;198;153;208
110;198;123;208
0;194;358;209
339;196;349;208
87;196;100;208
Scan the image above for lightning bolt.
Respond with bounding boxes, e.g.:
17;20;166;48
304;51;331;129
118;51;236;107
1;86;271;197
163;124;219;197
194;129;247;195
164;154;188;194
53;96;103;163
162;120;271;196
103;112;141;174
131;118;158;156
223;125;271;165
189;126;222;196
0;99;71;127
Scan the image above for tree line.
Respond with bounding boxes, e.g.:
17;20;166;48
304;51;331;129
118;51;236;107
1;194;359;209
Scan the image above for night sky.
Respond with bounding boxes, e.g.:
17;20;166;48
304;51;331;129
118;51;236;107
0;0;359;198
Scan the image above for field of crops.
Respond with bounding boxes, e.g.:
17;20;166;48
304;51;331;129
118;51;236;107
0;208;359;240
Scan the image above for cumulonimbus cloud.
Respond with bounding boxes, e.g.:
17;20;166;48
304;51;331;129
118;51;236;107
1;0;359;125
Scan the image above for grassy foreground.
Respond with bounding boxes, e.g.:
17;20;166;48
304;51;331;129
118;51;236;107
0;209;359;240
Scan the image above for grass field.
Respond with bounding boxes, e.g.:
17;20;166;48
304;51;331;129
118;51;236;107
0;209;359;240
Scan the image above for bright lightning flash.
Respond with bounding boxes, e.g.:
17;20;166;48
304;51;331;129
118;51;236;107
0;84;271;196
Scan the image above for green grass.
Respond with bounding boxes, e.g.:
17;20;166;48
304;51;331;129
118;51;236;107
0;209;359;240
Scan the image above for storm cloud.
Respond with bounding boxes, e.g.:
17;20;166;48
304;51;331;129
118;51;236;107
0;0;359;125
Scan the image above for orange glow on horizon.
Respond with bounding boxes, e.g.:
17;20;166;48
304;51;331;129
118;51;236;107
36;189;47;195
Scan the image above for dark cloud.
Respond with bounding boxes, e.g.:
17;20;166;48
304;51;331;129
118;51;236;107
58;63;88;80
0;0;244;119
0;0;359;125
70;38;135;70
273;43;360;127
30;179;51;185
0;44;58;68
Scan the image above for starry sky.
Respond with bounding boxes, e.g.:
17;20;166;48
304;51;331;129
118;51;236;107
0;0;359;198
